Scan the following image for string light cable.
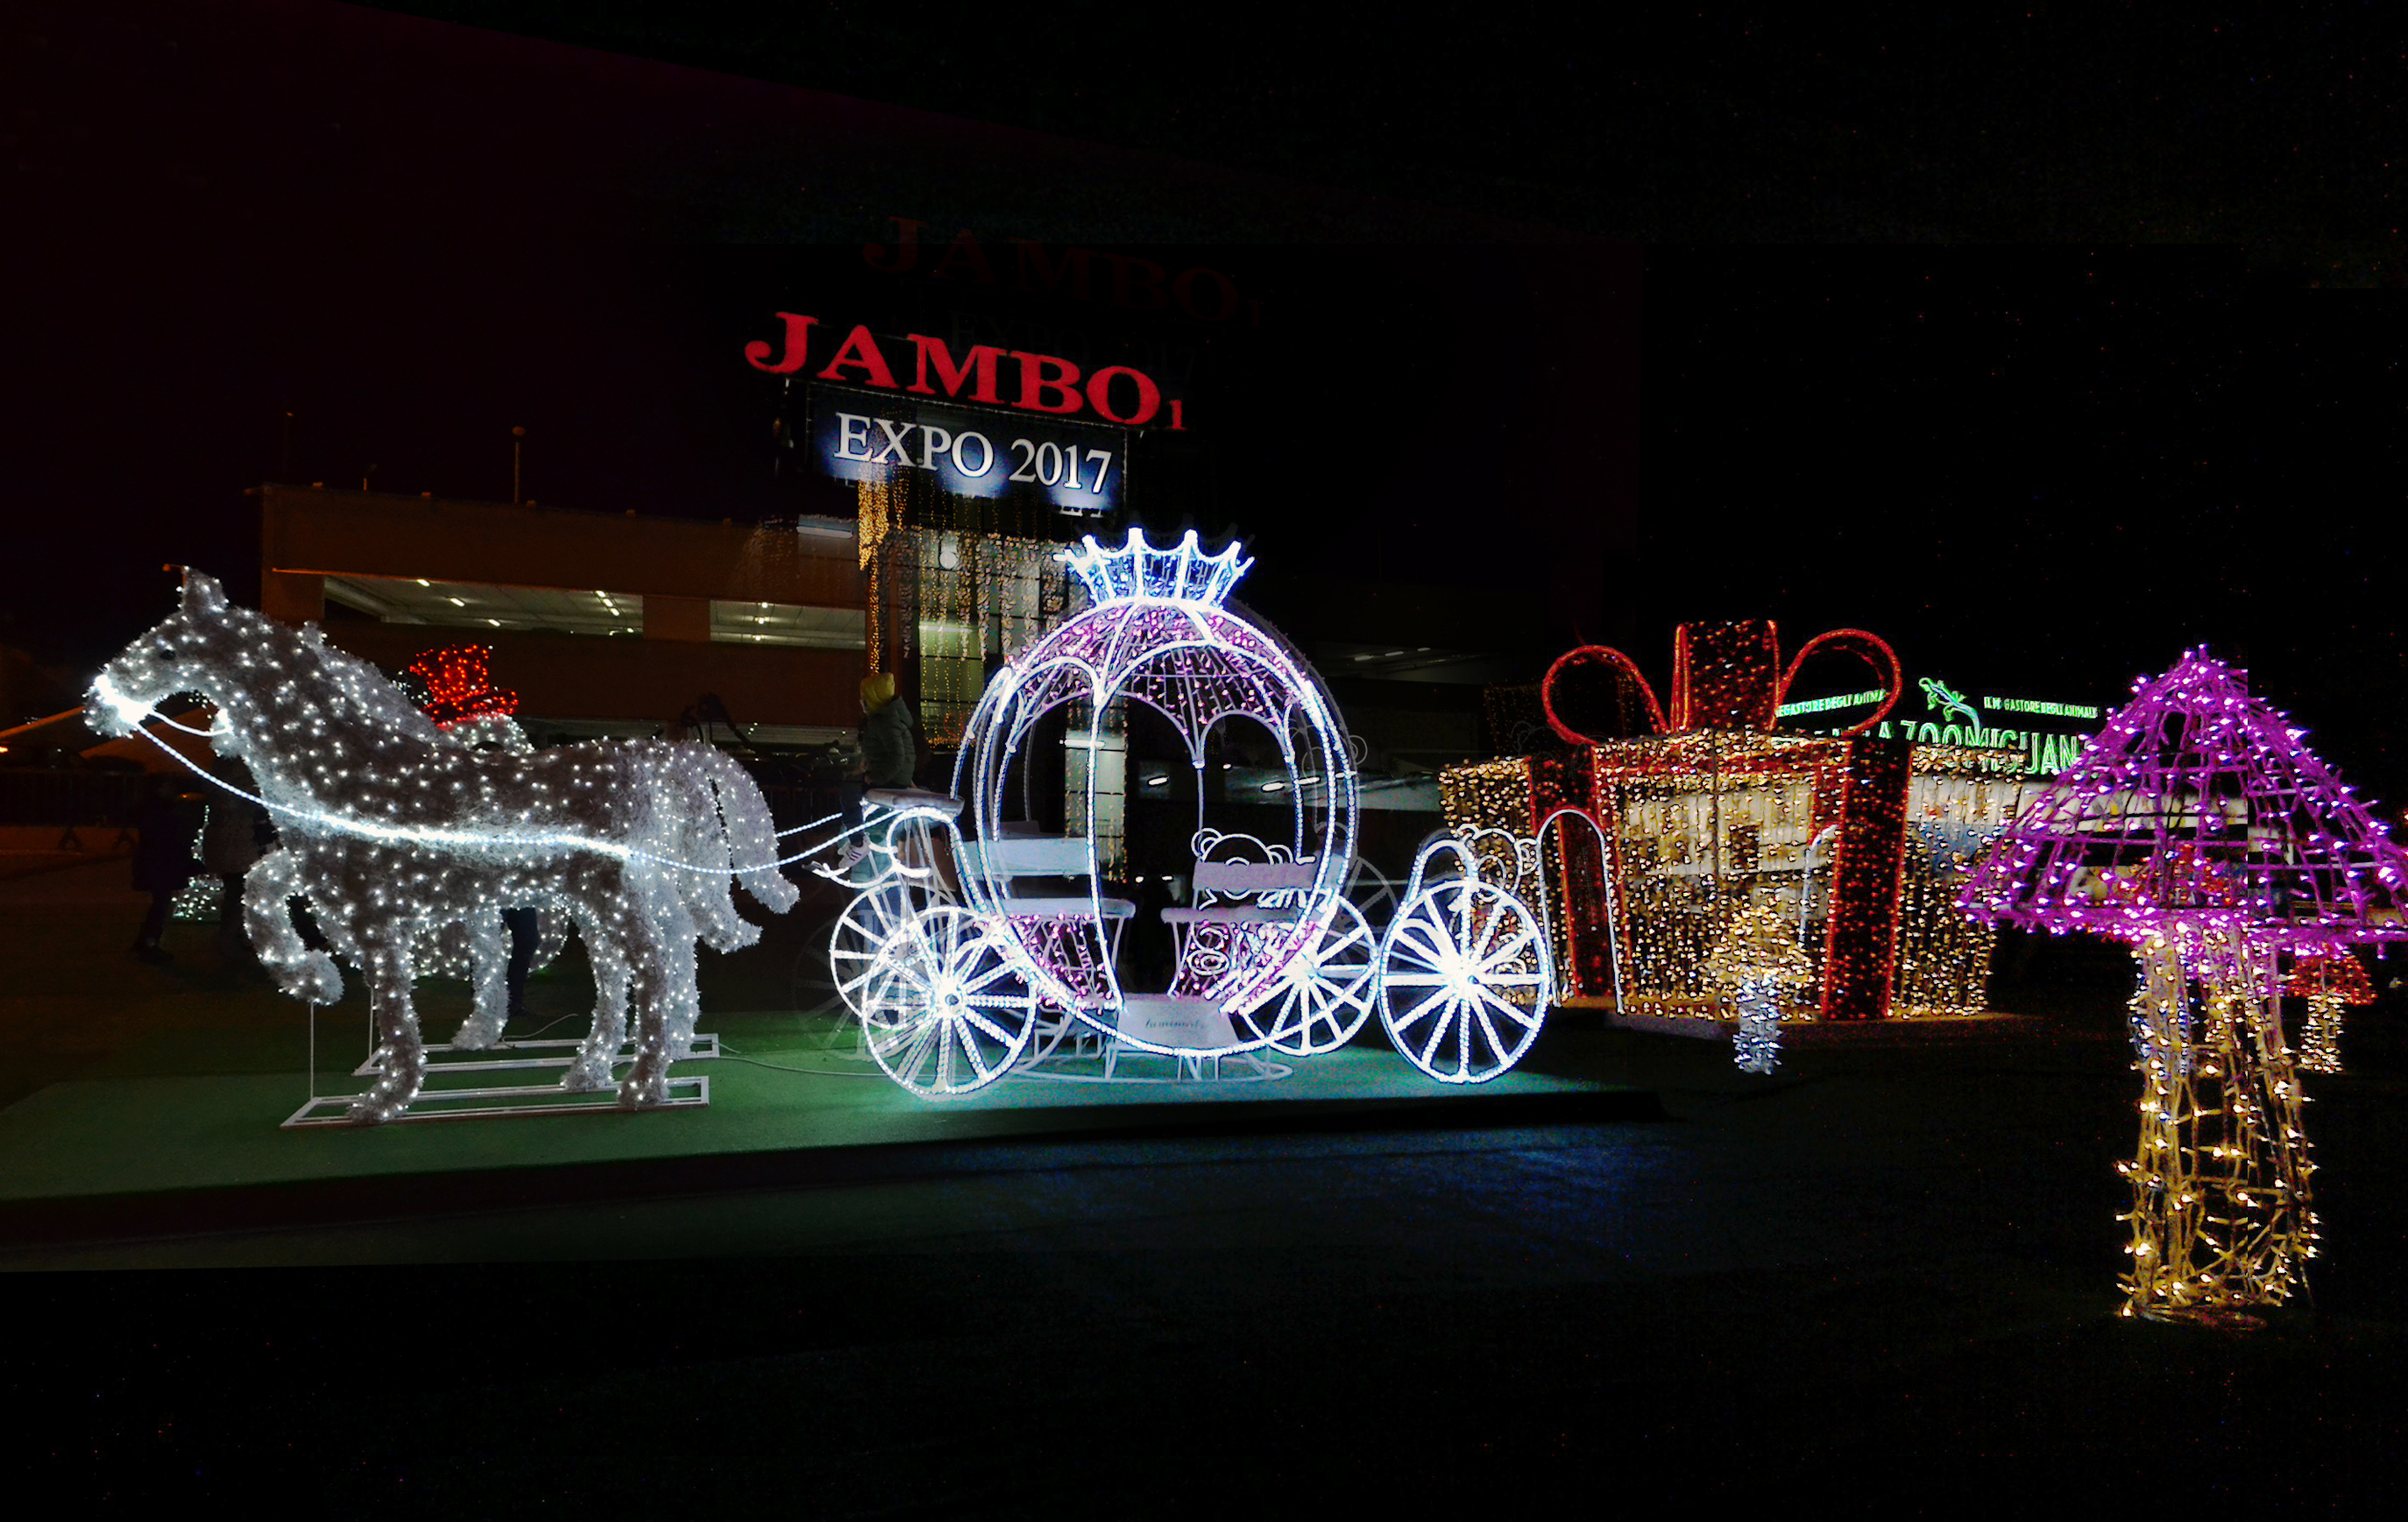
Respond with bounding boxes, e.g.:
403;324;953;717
104;678;861;875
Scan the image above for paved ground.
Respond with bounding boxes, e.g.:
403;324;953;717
7;863;2408;1509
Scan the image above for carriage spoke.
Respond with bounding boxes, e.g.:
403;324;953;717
956;1023;993;1081
1470;1003;1509;1066
961;956;1016;993
1417;1001;1458;1067
896;1016;942;1078
1392;914;1452;964
1484;993;1540;1028
1321;921;1371;958
1392;985;1451;1030
1478;928;1536;971
960;1008;1016;1045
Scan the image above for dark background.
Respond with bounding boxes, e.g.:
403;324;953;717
3;1;2403;802
6;7;2408;1510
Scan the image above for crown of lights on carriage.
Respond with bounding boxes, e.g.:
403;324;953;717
844;528;1558;1099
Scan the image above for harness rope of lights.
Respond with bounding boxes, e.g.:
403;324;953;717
127;697;1030;1087
117;697;886;876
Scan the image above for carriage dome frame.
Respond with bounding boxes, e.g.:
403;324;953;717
949;528;1361;1031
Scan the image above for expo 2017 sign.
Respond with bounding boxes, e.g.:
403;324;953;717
747;312;1183;516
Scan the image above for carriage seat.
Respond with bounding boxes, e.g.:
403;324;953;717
955;835;1136;920
863;787;964;820
1160;859;1318;925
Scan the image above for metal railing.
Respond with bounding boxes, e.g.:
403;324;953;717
0;769;147;826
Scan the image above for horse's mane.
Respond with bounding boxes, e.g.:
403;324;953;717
295;624;451;747
198;601;455;759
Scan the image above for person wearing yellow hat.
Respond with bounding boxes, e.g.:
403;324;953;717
829;672;924;877
857;672;917;790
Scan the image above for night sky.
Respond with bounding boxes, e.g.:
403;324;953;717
4;3;2404;804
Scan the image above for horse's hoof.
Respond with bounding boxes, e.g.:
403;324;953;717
560;1059;612;1094
451;1023;502;1051
616;1075;668;1108
278;953;344;1004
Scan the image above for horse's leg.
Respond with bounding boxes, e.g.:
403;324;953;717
659;898;703;1062
617;881;680;1108
243;848;343;1004
451;905;510;1050
561;902;628;1094
346;930;425;1124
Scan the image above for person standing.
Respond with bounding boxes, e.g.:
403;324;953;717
129;773;204;963
501;903;541;1026
859;671;921;791
198;755;266;969
830;671;925;876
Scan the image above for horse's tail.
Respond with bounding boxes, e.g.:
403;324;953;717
691;746;800;916
652;755;750;952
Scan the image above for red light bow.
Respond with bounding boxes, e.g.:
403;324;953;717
1541;619;1902;747
407;644;520;729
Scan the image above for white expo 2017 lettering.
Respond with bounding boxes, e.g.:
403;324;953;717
834;412;1113;492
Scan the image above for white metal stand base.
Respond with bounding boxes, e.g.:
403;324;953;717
280;1073;709;1128
345;1033;720;1079
284;1002;719;1128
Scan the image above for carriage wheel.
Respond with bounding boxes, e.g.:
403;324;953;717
1378;877;1552;1084
1263;899;1378;1056
826;881;916;1018
861;907;1038;1098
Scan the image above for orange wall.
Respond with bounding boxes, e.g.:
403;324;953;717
259;486;867;728
319;622;861;730
259;486;865;606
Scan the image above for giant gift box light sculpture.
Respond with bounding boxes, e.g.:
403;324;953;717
1441;620;2027;1072
1958;649;2408;1316
88;575;799;1122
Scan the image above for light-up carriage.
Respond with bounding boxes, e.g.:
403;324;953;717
827;530;1556;1099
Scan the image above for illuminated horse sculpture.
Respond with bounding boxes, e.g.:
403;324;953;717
87;574;798;1122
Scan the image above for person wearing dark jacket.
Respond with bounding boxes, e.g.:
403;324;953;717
129;773;205;962
858;670;919;789
830;672;924;877
198;755;266;969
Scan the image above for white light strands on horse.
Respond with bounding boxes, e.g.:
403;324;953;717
400;642;570;1030
88;574;798;1122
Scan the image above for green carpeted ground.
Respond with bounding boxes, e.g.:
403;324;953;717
0;1018;1619;1202
0;873;1638;1203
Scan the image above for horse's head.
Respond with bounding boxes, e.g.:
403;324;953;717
86;571;248;737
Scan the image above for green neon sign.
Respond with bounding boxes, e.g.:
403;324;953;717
1774;675;2098;777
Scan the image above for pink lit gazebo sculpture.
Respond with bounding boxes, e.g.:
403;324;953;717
1959;649;2408;1318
